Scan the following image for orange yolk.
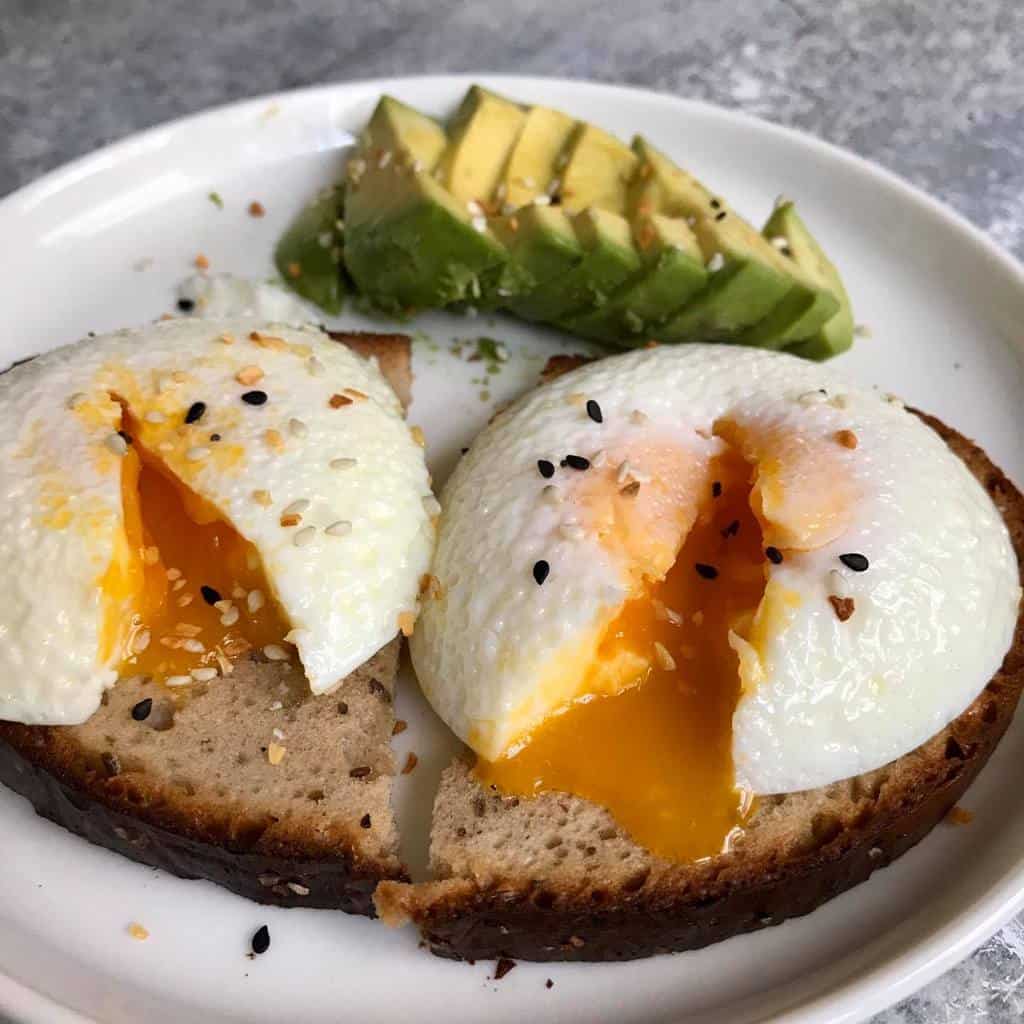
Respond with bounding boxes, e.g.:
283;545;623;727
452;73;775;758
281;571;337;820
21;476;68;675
101;416;291;684
476;451;767;862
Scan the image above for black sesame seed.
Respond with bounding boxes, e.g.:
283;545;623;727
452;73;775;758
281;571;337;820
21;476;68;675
131;698;152;722
712;481;722;498
200;585;222;606
210;433;222;442
586;399;603;424
715;210;727;222
117;430;132;445
839;552;870;572
710;198;722;210
360;813;372;829
241;390;267;406
695;562;719;580
176;298;195;313
184;401;206;425
722;519;740;538
533;560;551;585
251;925;270;956
561;455;590;471
461;447;469;454
765;546;783;565
537;459;555;478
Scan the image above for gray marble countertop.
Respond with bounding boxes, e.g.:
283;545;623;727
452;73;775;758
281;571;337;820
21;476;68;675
2;1;1023;1021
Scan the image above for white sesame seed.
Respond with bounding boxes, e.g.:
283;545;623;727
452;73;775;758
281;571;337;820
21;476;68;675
798;389;829;407
133;629;151;653
165;675;192;687
172;578;187;592
186;446;210;462
166;567;181;581
325;520;352;537
467;199;483;216
286;882;310;896
653;642;676;672
268;700;284;711
471;215;487;233
590;449;607;468
542;484;561;504
560;522;585;541
288;417;308;438
629;466;651;484
284;627;307;644
828;568;851;598
769;235;790;250
66;392;87;410
707;252;725;272
176;593;194;608
282;499;310;516
422;495;442;516
307;356;326;377
330;456;357;470
105;433;128;456
263;644;290;662
232;585;246;599
144;410;166;424
220;606;240;626
182;638;205;654
630;409;648;425
293;526;317;547
616;460;633;485
213;599;233;613
247;590;265;614
191;667;218;681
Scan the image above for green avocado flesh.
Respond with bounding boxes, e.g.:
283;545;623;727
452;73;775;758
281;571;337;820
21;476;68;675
274;186;346;315
279;85;853;359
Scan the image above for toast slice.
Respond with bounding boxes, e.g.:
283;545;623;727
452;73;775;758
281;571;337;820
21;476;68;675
0;329;416;915
375;409;1024;959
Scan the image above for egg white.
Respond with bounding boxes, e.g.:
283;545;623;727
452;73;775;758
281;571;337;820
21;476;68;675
0;318;434;725
412;344;1020;794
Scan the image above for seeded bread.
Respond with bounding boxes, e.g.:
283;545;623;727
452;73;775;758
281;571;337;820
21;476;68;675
375;411;1024;959
0;330;414;915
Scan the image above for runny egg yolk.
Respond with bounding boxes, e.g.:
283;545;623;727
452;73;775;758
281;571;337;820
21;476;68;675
476;451;767;862
100;416;291;684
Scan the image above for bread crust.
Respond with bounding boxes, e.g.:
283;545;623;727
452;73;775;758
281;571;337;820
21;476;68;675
375;412;1024;960
0;330;415;914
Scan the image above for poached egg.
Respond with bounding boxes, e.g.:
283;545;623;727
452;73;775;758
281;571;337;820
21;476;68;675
0;318;434;725
411;344;1020;861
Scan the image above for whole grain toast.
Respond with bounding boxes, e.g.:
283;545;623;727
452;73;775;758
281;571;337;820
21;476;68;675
375;410;1024;960
0;330;415;915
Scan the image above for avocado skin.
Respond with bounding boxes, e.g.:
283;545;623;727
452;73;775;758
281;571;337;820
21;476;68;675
565;245;707;345
274;186;346;315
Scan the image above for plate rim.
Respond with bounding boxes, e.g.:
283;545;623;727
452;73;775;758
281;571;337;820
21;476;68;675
2;71;1023;1024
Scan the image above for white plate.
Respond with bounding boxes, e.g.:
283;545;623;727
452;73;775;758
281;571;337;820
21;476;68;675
1;74;1023;1024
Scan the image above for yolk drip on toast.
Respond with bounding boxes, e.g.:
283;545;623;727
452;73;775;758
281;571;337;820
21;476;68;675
476;450;767;862
101;412;291;683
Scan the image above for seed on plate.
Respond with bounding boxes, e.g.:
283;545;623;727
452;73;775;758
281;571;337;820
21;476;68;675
330;456;357;470
263;644;290;662
191;667;218;682
533;560;550;585
765;546;784;565
247;590;265;613
282;499;310;516
166;675;192;687
325;519;353;537
542;484;561;504
329;393;352;409
835;429;859;449
695;562;719;580
586;399;603;423
829;595;856;622
181;638;205;654
201;585;222;605
241;390;267;406
721;519;740;538
288;417;308;438
128;923;150;941
248;201;266;218
220;606;240;626
537;459;555;478
619;481;641;498
561;454;590;471
712;481;723;498
177;298;195;313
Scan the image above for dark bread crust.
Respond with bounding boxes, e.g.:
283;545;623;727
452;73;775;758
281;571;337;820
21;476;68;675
375;412;1024;960
0;330;415;914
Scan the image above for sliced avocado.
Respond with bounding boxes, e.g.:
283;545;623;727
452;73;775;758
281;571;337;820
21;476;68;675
275;185;346;315
629;137;803;341
565;215;707;344
511;207;641;323
344;96;515;312
558;124;638;216
501;106;578;208
760;201;854;360
491;205;583;297
437;86;525;205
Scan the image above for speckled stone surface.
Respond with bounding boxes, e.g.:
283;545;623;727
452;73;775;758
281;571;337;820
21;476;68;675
1;1;1023;1020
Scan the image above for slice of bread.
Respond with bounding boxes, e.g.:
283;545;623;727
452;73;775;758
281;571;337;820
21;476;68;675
0;330;415;915
375;410;1024;960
